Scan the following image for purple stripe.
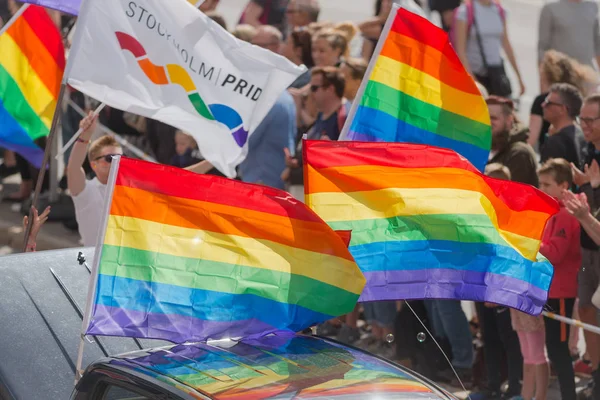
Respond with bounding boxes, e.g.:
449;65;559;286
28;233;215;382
347;131;385;142
21;0;81;15
359;269;548;315
86;304;280;343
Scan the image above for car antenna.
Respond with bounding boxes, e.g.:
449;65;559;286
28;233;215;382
76;252;144;351
49;267;110;358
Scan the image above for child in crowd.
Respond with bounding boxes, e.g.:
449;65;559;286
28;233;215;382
170;131;202;169
537;159;581;400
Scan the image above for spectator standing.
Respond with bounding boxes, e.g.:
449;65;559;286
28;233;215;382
572;94;600;398
285;0;320;31
487;96;538;186
239;26;297;189
239;0;290;35
453;0;524;98
305;66;347;141
540;83;585;167
339;57;368;104
283;28;314;89
538;0;600;70
538;159;580;400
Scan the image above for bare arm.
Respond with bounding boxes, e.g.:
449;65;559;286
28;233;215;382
67;112;97;197
242;1;264;27
502;21;525;95
594;10;600;68
184;160;214;175
454;19;472;75
358;17;385;40
528;114;543;146
538;5;552;63
580;212;600;246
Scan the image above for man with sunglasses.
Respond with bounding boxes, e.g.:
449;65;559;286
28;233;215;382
540;83;585;168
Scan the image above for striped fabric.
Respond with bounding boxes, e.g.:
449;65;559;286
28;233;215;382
346;8;491;171
0;5;65;167
304;141;559;315
86;157;365;342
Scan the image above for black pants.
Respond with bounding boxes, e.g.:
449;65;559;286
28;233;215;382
545;298;576;400
15;137;49;192
477;303;523;395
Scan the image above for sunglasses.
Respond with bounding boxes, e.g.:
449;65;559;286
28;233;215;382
580;116;600;126
542;98;564;108
93;154;119;163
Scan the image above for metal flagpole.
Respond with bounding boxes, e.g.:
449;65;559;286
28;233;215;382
337;4;400;141
75;155;121;382
0;3;29;37
21;82;68;252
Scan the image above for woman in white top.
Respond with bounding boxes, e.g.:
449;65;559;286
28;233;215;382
453;0;525;98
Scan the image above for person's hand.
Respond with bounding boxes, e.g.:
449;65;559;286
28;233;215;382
563;190;590;220
283;148;299;168
518;78;526;96
572;163;591;186
320;134;331;141
78;111;98;140
281;167;291;182
586;159;600;189
23;206;51;244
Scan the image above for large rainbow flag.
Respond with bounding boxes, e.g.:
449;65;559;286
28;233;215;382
0;5;65;167
344;8;491;171
85;157;365;342
304;141;558;315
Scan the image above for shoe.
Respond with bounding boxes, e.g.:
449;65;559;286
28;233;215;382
316;322;340;337
336;325;360;345
469;390;502;400
575;359;593;377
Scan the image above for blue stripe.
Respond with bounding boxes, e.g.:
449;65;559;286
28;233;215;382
349;240;553;292
0;102;44;167
94;274;333;329
348;106;489;171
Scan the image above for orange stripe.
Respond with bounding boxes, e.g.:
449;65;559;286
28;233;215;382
6;17;62;98
307;164;551;240
138;58;168;85
380;31;480;96
110;185;354;261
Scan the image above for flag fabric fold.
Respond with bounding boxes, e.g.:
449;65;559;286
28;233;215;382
0;5;65;167
304;141;559;315
65;0;305;177
344;7;491;171
18;0;204;15
85;157;365;342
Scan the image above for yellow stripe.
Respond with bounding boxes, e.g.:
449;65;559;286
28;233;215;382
370;55;489;125
307;188;542;260
0;34;56;128
167;63;196;92
104;215;364;295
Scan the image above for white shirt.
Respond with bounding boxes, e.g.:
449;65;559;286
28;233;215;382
72;178;106;247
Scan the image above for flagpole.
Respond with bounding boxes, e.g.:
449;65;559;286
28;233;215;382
55;103;106;160
21;82;68;252
75;155;121;382
337;4;400;141
0;3;29;37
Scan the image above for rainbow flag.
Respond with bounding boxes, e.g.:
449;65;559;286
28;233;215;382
344;8;491;171
304;141;559;315
85;157;365;342
0;5;64;167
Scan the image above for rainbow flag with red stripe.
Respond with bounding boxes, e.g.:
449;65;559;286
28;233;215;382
305;141;558;315
85;157;365;342
0;5;65;167
345;8;491;171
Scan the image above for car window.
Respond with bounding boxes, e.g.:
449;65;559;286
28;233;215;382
102;384;149;400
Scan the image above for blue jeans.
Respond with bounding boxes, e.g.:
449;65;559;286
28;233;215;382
424;300;473;370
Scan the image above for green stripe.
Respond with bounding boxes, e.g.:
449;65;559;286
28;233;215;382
328;214;511;247
361;80;491;151
99;245;358;317
188;92;215;120
0;64;48;140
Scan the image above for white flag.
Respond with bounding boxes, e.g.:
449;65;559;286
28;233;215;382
66;0;305;177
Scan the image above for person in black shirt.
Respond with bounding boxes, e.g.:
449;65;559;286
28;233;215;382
572;94;600;399
540;83;585;168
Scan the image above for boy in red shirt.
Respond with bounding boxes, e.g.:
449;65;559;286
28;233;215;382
538;158;581;400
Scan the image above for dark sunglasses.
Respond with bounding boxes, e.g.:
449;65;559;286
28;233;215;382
542;98;564;108
93;154;119;163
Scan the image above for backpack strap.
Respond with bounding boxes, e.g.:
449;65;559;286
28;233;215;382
465;0;505;34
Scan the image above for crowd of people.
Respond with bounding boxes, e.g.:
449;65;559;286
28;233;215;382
4;0;600;399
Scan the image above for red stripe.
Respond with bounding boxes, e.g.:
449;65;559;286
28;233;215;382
303;140;559;216
390;8;465;79
21;6;65;70
115;157;323;223
116;32;147;58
